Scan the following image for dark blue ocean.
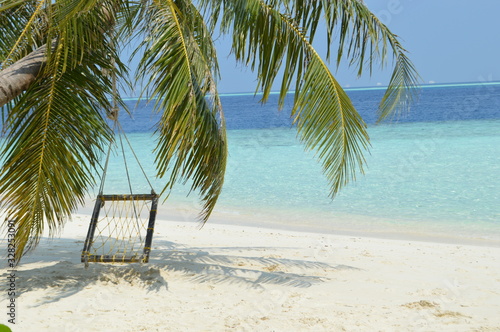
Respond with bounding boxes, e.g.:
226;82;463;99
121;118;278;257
94;82;500;243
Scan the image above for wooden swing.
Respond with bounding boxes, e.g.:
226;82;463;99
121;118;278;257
81;64;159;267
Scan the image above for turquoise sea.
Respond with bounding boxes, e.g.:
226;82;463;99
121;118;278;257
88;83;500;244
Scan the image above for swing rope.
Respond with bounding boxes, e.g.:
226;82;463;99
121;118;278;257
98;55;155;196
98;61;157;242
81;53;159;266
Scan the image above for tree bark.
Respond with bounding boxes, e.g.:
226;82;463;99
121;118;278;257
0;42;55;108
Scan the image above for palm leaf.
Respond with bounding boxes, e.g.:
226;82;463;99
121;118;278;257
0;62;113;259
0;0;124;260
320;0;421;120
201;0;371;197
0;0;50;66
0;2;32;63
0;0;46;68
137;0;226;222
1;0;419;260
201;0;419;197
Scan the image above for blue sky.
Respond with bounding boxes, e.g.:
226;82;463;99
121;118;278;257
214;0;500;93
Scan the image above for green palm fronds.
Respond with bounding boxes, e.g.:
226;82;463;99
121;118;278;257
0;63;113;256
201;0;419;197
0;0;124;259
0;0;419;261
138;0;226;222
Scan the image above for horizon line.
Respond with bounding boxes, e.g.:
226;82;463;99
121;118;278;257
122;80;500;100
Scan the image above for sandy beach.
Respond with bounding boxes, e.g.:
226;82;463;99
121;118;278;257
1;212;499;332
2;0;500;329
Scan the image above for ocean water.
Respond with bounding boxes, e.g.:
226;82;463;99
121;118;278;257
91;82;500;243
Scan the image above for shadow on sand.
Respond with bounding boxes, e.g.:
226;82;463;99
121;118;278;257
1;237;360;306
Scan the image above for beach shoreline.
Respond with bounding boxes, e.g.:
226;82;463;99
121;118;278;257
76;196;500;249
2;211;499;331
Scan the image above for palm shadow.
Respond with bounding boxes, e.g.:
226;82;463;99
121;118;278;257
1;237;360;306
150;240;359;289
2;260;168;307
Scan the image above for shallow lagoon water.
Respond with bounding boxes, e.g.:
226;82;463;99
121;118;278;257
82;84;500;242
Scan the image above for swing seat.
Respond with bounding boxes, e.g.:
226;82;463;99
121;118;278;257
81;67;159;266
81;193;159;265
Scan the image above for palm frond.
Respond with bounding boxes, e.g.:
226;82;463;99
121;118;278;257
201;0;370;197
293;54;370;195
0;0;419;260
321;0;421;120
1;0;50;66
0;0;27;13
206;0;420;118
0;63;113;259
0;2;32;64
0;0;47;67
0;0;125;260
137;0;226;222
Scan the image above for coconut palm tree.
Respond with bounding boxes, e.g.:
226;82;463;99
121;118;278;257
0;0;419;261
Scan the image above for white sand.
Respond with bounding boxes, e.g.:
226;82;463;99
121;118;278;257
1;213;500;331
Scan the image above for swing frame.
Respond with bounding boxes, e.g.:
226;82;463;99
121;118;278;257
81;193;159;265
81;37;159;266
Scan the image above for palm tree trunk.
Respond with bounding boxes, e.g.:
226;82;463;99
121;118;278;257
0;42;55;108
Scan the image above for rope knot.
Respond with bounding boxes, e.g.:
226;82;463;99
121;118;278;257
107;107;119;121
